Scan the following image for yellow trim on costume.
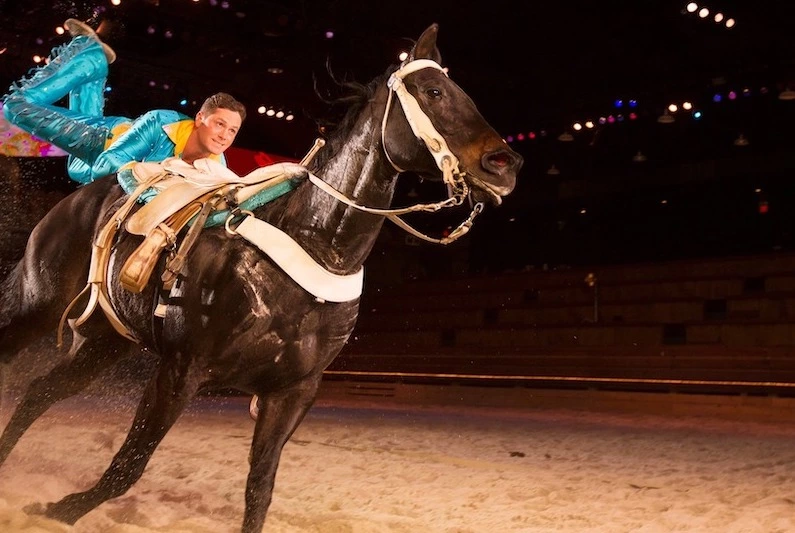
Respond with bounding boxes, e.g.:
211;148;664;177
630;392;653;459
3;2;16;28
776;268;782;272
104;122;133;150
163;119;222;162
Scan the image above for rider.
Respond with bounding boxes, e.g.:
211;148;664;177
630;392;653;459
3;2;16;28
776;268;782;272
2;19;246;184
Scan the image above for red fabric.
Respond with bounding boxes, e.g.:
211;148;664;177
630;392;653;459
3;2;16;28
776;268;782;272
224;146;297;175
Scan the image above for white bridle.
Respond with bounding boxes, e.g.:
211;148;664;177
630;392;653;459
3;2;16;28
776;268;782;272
305;58;483;245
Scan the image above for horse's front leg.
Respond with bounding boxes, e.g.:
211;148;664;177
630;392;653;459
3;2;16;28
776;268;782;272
28;354;202;525
243;374;322;533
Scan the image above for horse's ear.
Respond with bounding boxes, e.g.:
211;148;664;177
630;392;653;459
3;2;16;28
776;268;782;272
409;23;442;64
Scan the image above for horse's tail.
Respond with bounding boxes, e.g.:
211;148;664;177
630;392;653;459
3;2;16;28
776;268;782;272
0;261;23;353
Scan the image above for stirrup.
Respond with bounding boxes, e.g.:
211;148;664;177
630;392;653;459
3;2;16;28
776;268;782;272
64;18;116;64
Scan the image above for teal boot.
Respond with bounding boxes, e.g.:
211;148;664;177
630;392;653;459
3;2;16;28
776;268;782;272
5;36;109;106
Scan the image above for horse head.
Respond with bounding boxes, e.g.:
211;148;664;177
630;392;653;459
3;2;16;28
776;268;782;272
381;24;523;205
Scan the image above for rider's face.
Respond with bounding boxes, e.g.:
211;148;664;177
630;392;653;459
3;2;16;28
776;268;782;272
194;108;242;155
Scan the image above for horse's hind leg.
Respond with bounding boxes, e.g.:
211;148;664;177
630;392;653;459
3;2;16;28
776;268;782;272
0;332;126;466
29;354;201;525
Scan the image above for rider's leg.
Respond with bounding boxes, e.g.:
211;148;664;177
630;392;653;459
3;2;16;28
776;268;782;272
3;32;130;182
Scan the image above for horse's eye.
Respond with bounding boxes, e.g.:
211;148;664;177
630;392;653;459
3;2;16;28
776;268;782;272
425;88;442;99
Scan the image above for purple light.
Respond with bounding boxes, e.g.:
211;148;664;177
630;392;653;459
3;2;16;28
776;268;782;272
505;135;514;143
713;94;722;103
147;25;156;35
607;115;616;124
325;30;335;39
728;90;737;100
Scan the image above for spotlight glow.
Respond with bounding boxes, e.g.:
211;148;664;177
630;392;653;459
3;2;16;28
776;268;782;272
682;101;693;110
714;13;724;23
698;7;709;18
55;26;65;35
668;104;678;113
257;106;266;114
725;18;735;28
686;2;698;13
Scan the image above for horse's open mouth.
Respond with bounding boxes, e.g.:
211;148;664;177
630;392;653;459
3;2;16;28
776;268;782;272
467;175;505;206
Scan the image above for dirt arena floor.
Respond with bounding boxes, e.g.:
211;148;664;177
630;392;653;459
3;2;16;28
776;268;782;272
0;378;794;533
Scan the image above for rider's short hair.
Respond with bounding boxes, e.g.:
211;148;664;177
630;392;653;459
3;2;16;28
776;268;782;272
200;92;247;122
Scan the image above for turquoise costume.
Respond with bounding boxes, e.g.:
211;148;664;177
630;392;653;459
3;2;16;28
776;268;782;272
3;33;224;184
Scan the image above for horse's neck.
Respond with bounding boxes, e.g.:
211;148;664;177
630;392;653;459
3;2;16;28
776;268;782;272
272;113;397;274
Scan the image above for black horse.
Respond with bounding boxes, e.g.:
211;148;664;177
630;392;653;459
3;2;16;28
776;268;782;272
0;25;522;531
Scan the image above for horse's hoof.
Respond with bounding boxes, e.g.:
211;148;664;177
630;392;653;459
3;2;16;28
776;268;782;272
22;502;47;515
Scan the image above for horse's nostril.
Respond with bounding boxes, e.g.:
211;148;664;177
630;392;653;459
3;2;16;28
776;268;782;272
488;153;511;168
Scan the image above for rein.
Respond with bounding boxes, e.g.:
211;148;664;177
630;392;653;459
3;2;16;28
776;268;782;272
307;59;484;245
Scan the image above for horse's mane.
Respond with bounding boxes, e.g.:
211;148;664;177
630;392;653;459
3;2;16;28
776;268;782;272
308;65;398;174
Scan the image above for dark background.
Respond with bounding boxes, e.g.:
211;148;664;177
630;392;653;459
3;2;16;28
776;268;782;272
2;0;795;275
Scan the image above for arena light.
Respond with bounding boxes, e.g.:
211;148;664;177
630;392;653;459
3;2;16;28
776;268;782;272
686;2;698;13
698;7;709;18
779;89;795;101
714;13;724;23
257;105;266;114
658;110;675;124
725;18;735;28
55;26;65;35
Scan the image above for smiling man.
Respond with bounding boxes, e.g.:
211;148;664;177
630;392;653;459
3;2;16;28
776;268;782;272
2;19;246;184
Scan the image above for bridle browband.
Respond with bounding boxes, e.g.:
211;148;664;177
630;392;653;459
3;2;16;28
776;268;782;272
304;58;487;245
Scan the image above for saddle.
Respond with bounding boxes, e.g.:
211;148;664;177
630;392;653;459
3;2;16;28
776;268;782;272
58;157;308;345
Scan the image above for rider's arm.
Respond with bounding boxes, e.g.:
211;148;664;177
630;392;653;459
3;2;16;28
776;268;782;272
88;111;177;180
